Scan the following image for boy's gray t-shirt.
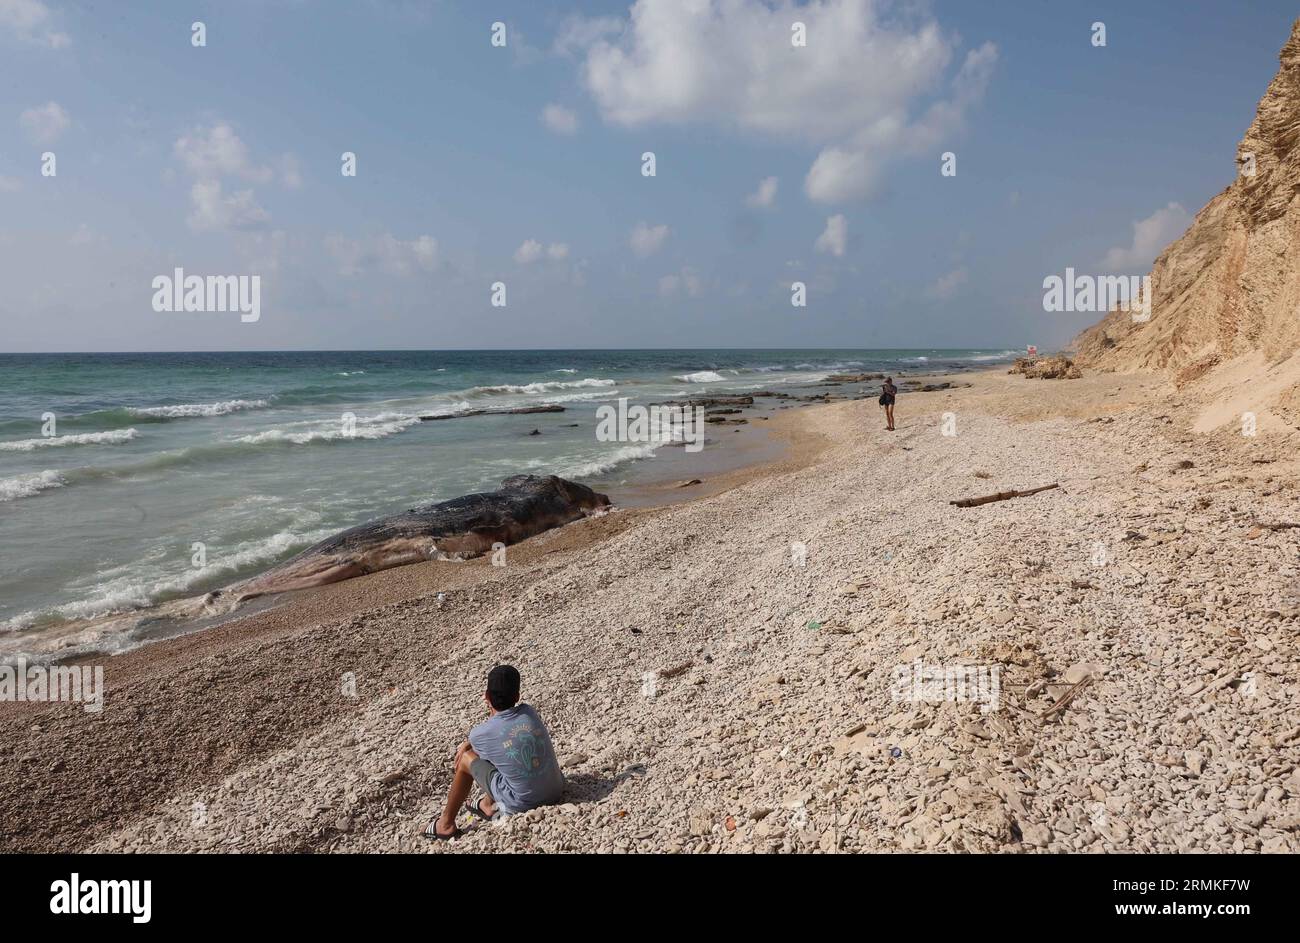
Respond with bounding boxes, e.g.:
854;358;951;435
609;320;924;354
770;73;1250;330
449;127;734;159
468;703;564;814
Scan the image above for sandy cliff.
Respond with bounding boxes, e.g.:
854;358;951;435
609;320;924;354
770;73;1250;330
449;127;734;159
1074;19;1300;434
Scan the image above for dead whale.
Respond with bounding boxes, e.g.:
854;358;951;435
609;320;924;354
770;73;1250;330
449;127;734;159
219;475;610;603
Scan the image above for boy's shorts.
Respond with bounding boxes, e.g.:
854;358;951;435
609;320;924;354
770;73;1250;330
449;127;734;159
470;757;498;800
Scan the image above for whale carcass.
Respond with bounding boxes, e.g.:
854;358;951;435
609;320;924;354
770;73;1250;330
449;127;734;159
220;475;610;602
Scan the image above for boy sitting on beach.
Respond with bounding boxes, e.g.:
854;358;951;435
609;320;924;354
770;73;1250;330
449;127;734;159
426;664;565;839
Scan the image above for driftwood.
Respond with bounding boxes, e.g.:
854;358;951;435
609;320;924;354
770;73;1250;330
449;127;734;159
657;661;694;680
949;483;1059;508
1039;676;1091;722
1255;521;1300;531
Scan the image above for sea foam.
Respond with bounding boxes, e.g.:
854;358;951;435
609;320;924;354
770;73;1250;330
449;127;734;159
0;428;140;451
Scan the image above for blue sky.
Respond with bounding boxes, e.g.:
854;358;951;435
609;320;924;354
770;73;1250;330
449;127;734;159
1;0;1295;352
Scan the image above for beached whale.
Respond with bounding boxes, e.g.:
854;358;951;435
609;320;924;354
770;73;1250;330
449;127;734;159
216;475;610;603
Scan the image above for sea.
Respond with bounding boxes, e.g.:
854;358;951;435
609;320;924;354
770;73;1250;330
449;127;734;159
0;348;1018;658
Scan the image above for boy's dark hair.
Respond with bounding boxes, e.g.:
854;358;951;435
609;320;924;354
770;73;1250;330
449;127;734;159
486;664;521;710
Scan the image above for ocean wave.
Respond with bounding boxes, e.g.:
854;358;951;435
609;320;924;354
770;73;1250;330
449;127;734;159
948;349;1021;362
467;378;616;396
559;443;660;478
128;399;269;419
1;527;336;633
541;390;621;404
0;428;140;451
673;371;727;383
553;368;578;374
789;360;864;372
0;470;65;503
232;414;419;446
419;400;475;418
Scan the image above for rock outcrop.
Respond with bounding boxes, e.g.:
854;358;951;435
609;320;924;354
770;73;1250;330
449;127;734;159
1009;355;1081;380
1073;19;1300;428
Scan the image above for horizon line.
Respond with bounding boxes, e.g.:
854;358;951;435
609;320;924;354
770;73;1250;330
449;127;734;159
0;344;1032;356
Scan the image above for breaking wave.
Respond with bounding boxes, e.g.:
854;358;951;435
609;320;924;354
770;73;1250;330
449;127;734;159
0;470;66;503
0;428;140;451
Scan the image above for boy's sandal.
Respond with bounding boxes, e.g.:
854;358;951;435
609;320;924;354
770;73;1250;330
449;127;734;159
464;797;493;821
423;819;462;841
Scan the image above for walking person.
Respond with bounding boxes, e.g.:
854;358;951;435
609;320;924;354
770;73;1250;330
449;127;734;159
879;376;897;431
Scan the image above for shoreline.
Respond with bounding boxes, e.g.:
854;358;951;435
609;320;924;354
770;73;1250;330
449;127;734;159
6;365;1296;853
7;366;951;665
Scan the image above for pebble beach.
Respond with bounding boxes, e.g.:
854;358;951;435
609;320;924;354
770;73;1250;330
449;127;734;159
4;367;1297;854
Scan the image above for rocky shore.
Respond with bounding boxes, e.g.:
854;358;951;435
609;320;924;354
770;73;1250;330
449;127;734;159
3;367;1296;853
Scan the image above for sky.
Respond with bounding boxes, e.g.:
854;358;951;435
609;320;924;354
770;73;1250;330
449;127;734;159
0;0;1296;352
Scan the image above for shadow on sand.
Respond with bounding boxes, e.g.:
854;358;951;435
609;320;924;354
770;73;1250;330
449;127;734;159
560;764;648;805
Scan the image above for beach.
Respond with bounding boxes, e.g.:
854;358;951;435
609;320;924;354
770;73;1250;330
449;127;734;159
0;349;1006;661
3;367;1297;853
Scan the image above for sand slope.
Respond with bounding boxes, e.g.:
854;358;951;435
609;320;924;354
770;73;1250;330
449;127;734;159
1074;18;1300;436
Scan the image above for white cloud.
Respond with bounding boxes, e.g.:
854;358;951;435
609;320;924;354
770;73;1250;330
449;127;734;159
325;232;438;276
174;123;272;184
805;147;876;205
659;268;703;297
554;14;624;57
805;41;997;202
567;0;997;204
1099;202;1192;271
815;214;847;258
745;176;778;208
172;123;300;232
925;266;968;300
0;0;70;48
19;101;69;145
514;239;570;264
514;239;544;264
236;229;288;276
187;181;270;233
541;104;579;135
629;221;669;258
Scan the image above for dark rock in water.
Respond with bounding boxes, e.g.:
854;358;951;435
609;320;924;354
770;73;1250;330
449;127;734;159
421;405;564;420
226;475;609;601
528;428;541;435
654;395;754;408
826;373;885;382
706;407;742;415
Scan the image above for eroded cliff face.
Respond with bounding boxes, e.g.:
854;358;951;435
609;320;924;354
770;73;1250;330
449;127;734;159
1074;19;1300;402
